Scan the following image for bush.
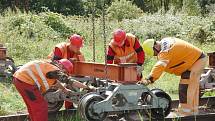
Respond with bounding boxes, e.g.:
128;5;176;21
40;12;75;37
107;0;143;21
182;0;201;16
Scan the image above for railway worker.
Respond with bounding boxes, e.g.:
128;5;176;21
48;34;85;62
48;34;85;109
13;59;92;121
107;29;145;81
139;37;207;116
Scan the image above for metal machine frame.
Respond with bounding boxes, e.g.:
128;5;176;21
44;62;172;121
200;52;215;95
0;44;17;80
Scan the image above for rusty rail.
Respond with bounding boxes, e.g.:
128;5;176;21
0;97;215;121
0;109;76;121
171;96;215;109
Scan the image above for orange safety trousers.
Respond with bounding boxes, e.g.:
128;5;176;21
178;56;207;115
13;78;48;121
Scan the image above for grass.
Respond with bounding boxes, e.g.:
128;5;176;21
56;113;82;121
0;81;25;115
0;9;214;120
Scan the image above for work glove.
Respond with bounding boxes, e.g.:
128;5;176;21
137;79;151;86
62;88;72;95
120;58;126;63
136;65;143;77
69;58;78;62
77;55;85;61
85;85;96;92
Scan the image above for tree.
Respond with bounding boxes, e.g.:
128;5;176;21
182;0;201;16
107;0;143;21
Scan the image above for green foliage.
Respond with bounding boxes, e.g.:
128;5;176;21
188;17;215;43
120;14;215;45
204;91;215;97
0;0;215;17
107;0;143;21
182;0;201;16
57;113;82;121
0;83;25;116
0;10;71;64
40;12;75;37
30;0;85;16
0;10;215;115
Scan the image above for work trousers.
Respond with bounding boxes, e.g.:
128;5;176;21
13;78;48;121
178;56;207;115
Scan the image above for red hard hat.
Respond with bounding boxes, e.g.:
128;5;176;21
69;34;84;48
58;59;73;74
113;29;126;46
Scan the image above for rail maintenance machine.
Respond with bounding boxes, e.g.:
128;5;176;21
200;52;215;96
0;43;17;80
44;61;172;121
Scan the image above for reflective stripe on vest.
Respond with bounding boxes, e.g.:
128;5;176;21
34;63;49;90
25;68;41;90
117;52;135;62
25;62;49;91
156;60;169;67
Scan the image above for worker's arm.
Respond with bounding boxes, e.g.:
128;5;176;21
52;48;63;60
147;52;169;82
107;46;115;64
68;78;89;89
46;71;91;90
46;70;70;93
53;80;70;93
138;59;168;85
133;38;145;66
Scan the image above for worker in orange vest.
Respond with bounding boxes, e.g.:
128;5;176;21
48;34;85;109
13;59;92;121
107;29;145;81
140;37;207;116
48;34;85;61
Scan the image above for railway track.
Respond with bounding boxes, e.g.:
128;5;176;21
1;96;215;121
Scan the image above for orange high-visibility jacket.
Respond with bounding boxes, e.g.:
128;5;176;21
149;37;202;81
13;60;59;93
109;33;137;64
48;42;83;59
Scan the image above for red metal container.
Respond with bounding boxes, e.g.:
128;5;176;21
0;44;6;60
207;52;215;68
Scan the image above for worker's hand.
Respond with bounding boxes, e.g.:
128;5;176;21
137;79;151;86
50;85;59;90
69;58;78;62
136;65;143;77
62;88;71;95
85;85;96;92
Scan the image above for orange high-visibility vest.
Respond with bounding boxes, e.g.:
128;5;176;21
109;33;137;64
48;42;82;59
13;60;60;93
150;37;202;81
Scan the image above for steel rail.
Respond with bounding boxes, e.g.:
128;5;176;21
0;96;215;121
150;113;215;121
0;109;76;121
171;96;215;108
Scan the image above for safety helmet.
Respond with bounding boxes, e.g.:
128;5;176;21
112;29;126;46
142;39;155;57
58;59;73;74
69;34;84;48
